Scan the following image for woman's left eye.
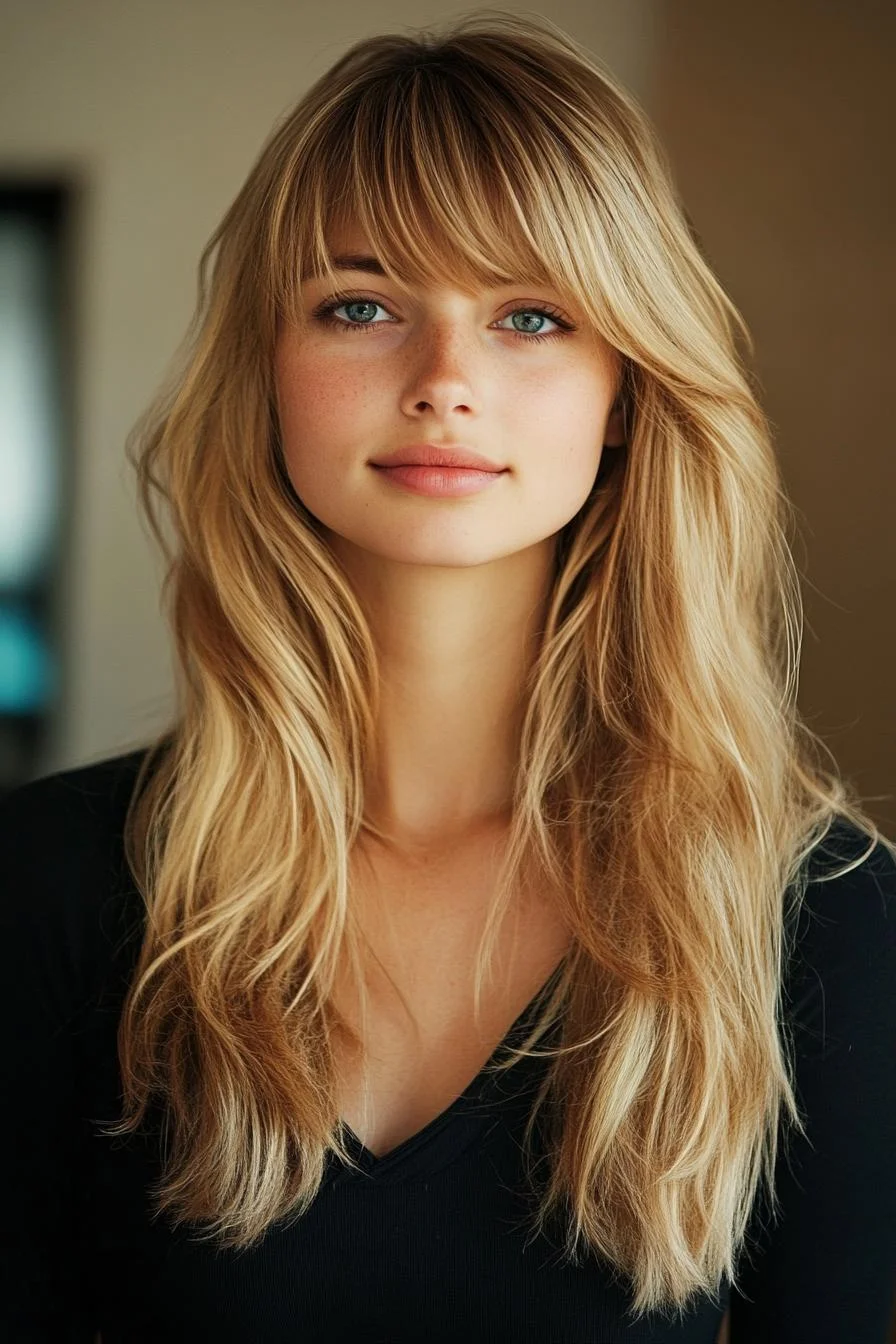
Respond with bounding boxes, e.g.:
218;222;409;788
310;293;575;343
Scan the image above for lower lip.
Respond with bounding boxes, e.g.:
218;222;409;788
371;464;508;497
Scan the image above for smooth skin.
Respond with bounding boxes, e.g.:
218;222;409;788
274;223;625;851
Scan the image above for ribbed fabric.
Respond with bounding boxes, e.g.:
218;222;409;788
1;750;894;1343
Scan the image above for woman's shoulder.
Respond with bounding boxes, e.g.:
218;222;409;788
1;743;151;834
789;816;896;947
0;744;151;899
0;745;152;1011
801;813;896;884
783;814;896;1038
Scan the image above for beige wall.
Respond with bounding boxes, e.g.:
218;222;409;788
6;1;891;838
0;0;659;775
651;0;896;834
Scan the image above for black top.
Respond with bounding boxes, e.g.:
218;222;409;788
1;749;895;1344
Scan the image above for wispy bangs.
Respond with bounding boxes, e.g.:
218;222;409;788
269;55;605;329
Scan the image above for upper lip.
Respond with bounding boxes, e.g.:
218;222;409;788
370;443;506;471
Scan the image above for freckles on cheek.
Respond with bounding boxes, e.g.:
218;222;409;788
279;356;379;440
277;364;390;485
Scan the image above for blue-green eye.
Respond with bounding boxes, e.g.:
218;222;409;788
310;291;575;343
326;298;382;326
504;309;559;337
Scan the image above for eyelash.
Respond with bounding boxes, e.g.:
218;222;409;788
310;290;575;343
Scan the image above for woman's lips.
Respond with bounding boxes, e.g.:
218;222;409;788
371;464;508;497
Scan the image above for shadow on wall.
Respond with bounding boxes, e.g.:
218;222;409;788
651;0;896;839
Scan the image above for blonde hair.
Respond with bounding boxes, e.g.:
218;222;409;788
103;9;892;1323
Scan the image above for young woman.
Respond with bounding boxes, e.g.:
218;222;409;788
2;12;894;1343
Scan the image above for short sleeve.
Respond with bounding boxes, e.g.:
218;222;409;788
729;821;896;1342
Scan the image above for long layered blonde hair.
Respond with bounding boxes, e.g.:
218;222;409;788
103;10;891;1322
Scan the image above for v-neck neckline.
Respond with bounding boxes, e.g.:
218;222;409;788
334;957;567;1178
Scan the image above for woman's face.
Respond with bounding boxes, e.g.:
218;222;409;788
274;224;624;569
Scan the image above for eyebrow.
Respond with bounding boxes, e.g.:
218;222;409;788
313;253;388;277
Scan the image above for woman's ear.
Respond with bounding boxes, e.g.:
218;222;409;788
603;395;627;448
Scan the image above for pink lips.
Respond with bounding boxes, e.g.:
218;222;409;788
370;443;508;497
370;443;505;471
372;464;506;497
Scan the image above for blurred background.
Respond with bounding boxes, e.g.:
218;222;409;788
1;0;893;845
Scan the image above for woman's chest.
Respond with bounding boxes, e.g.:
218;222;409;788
329;834;572;1158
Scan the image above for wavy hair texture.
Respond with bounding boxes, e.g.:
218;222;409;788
101;8;894;1323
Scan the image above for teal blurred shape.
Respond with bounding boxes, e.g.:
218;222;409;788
0;600;56;712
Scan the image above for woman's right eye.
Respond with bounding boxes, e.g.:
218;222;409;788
311;294;395;333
